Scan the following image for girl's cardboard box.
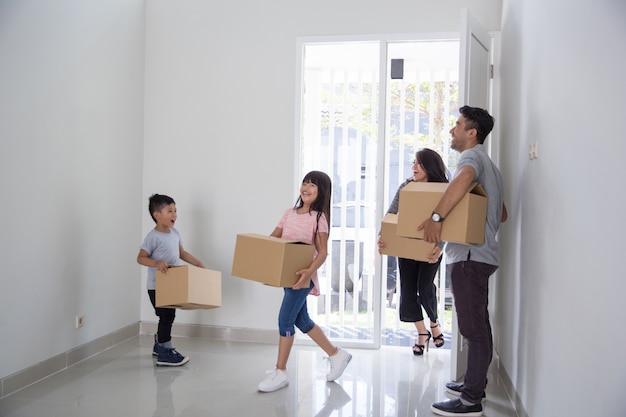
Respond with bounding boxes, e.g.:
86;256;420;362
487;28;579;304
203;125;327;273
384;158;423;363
231;233;315;287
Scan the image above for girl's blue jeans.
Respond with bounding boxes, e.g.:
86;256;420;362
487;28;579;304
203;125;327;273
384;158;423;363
278;282;315;337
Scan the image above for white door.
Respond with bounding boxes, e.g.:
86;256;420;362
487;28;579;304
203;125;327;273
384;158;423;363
450;8;494;381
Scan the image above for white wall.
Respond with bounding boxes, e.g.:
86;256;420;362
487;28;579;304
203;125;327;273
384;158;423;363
141;0;502;330
497;0;626;416
8;1;622;415
0;0;145;379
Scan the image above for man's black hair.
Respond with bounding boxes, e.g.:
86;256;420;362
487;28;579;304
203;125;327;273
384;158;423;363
459;105;495;144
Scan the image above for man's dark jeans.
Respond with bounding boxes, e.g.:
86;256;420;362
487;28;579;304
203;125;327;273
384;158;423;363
449;259;498;405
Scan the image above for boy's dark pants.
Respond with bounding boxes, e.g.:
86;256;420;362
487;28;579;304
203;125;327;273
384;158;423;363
449;259;498;405
148;290;176;344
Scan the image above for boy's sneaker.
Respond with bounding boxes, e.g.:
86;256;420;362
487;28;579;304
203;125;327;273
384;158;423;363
258;369;289;392
156;348;189;367
446;382;486;401
153;336;168;356
326;347;352;381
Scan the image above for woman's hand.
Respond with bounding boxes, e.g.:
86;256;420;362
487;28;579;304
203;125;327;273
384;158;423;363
377;236;387;254
427;245;443;263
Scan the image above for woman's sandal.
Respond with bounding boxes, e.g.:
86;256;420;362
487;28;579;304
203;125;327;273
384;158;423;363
412;332;432;355
431;323;445;348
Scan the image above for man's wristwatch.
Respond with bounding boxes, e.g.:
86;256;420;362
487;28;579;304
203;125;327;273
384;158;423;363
431;212;444;222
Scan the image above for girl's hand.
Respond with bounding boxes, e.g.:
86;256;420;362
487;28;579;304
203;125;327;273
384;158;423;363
309;282;320;296
293;268;312;290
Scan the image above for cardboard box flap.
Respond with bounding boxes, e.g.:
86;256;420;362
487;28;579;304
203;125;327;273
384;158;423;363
469;183;487;197
401;181;486;197
239;233;309;246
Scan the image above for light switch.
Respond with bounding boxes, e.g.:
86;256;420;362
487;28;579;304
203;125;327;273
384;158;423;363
529;141;539;160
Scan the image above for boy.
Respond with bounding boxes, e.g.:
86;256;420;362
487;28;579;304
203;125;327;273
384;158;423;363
137;194;205;366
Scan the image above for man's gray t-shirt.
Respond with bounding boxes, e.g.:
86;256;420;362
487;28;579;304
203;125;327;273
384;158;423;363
140;228;182;290
446;144;504;266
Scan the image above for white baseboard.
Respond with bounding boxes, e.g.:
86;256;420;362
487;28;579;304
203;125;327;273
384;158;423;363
1;323;139;398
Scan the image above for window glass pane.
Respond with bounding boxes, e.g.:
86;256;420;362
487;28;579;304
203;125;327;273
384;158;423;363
301;42;380;346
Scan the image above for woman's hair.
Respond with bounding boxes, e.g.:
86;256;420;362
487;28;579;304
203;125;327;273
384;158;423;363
148;193;175;223
295;170;332;237
415;148;449;183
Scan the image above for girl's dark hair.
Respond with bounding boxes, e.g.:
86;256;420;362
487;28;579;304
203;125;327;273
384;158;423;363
415;148;449;183
295;170;332;238
148;194;175;223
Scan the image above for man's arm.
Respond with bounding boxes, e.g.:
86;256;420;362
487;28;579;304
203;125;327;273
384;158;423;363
418;165;476;243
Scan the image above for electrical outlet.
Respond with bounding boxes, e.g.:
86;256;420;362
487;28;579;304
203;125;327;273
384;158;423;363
75;315;84;328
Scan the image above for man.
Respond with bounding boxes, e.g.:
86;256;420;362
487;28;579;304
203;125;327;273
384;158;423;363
420;106;507;417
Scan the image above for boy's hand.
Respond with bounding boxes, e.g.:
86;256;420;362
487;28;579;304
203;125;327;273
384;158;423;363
155;261;169;273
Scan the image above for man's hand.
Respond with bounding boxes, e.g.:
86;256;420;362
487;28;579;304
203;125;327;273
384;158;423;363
418;218;442;244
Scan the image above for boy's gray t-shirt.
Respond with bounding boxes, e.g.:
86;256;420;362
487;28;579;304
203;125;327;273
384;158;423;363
446;144;504;266
140;228;182;290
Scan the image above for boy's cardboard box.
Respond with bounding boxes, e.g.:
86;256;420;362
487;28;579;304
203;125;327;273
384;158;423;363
156;265;222;309
397;182;487;244
380;213;438;261
231;233;315;287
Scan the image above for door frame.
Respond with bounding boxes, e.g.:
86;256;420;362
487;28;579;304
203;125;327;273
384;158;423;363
451;8;501;381
294;33;459;350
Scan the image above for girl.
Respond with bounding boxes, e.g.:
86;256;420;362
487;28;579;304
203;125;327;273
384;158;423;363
378;149;449;355
258;171;352;392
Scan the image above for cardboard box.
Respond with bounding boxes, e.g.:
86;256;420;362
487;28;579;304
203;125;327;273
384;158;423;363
397;182;487;244
231;233;315;287
380;213;438;261
156;265;222;310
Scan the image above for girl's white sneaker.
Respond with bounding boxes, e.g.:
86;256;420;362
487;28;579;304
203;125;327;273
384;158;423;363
258;369;289;392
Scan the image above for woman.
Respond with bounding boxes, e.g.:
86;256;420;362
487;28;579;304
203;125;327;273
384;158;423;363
378;148;448;355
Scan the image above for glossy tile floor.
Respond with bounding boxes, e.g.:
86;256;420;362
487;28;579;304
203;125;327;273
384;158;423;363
0;335;518;417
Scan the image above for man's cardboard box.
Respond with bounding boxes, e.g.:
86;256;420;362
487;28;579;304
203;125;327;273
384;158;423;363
397;182;487;244
231;233;315;287
156;265;222;309
380;213;438;261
